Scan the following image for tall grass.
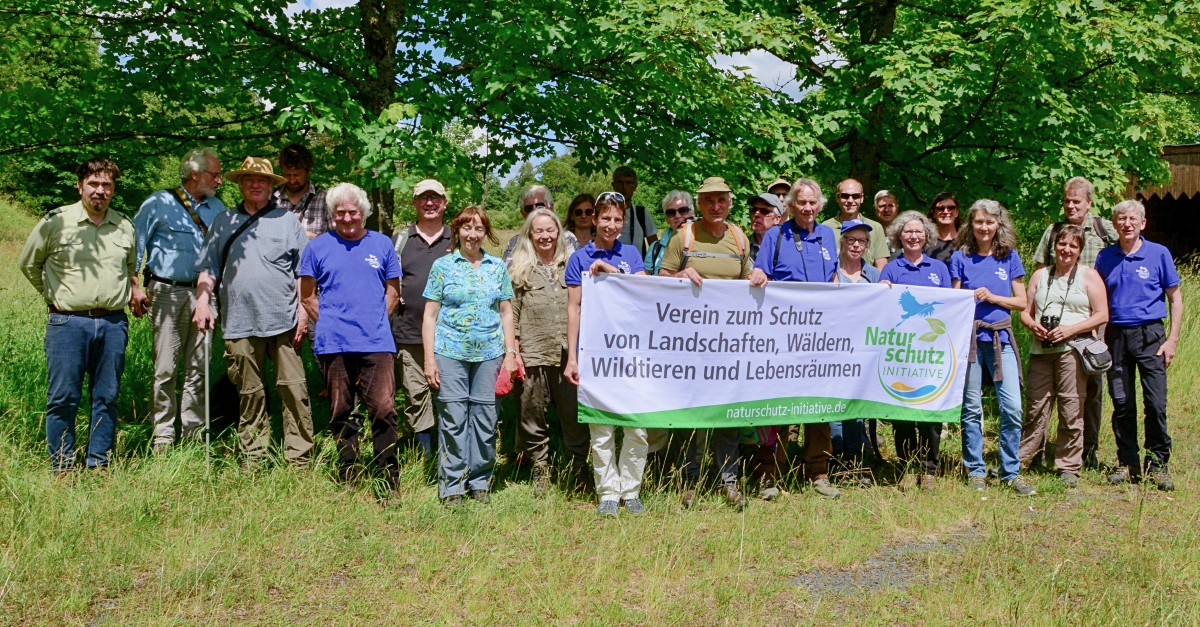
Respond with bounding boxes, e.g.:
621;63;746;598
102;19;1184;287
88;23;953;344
2;199;1199;624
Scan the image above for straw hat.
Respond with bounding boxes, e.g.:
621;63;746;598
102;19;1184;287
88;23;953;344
225;156;286;186
696;176;733;194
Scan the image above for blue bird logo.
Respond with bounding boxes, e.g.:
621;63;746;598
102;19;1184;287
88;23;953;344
896;290;941;327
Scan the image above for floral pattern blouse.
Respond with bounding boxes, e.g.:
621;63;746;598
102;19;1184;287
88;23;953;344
423;251;514;362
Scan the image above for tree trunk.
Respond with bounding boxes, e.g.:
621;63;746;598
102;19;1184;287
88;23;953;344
358;0;405;235
847;0;899;201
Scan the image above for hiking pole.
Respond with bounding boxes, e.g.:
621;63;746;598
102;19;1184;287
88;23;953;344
204;328;212;473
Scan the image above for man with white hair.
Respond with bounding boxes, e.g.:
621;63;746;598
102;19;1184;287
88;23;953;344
133;147;226;453
301;183;402;487
1031;177;1119;468
1094;199;1182;491
504;184;568;262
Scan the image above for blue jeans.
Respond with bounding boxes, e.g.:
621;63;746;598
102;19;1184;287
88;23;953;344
44;312;128;470
961;342;1023;481
830;419;866;465
434;354;502;498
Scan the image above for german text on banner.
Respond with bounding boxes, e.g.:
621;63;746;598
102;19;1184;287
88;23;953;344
577;274;975;428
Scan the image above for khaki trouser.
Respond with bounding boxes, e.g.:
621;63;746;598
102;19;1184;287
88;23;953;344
224;332;314;464
1019;351;1086;474
396;343;436;433
147;280;206;445
514;362;590;472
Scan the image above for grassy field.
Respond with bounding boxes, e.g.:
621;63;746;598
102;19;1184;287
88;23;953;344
2;199;1199;625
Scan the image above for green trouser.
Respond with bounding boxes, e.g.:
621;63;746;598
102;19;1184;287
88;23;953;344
224;332;314;464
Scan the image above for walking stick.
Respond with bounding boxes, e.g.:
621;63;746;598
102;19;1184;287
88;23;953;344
204;329;212;472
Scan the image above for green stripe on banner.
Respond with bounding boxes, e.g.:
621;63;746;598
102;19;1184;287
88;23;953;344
578;397;961;428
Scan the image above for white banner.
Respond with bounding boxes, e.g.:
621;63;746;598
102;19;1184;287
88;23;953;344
577;274;976;427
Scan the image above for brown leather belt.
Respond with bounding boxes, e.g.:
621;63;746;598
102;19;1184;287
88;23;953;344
48;306;123;317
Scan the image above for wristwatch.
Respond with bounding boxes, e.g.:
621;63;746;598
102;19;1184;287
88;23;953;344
507;348;518;355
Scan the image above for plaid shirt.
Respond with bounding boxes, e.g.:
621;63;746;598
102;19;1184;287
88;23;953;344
1032;216;1119;268
273;184;330;236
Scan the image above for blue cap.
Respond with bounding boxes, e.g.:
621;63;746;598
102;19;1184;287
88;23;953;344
840;219;873;234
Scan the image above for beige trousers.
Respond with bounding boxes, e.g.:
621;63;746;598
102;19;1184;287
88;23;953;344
396;343;436;433
224;332;314;464
1020;351;1087;474
147;280;206;445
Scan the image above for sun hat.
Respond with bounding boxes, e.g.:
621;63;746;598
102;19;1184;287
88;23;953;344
767;178;791;193
224;156;286;186
696;176;733;194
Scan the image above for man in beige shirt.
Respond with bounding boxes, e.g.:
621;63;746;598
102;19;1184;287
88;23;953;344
822;178;890;270
19;157;145;472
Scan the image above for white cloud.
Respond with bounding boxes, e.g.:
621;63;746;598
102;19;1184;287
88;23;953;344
286;0;358;14
712;51;802;101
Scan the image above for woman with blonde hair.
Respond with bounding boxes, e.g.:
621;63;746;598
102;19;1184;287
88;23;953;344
508;208;591;496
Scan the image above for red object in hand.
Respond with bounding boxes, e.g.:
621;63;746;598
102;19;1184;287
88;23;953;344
495;359;526;396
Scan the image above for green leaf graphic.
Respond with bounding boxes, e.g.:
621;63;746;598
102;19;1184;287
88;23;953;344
927;319;947;334
918;332;939;342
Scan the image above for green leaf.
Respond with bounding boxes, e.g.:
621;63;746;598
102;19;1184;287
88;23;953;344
927;318;947;334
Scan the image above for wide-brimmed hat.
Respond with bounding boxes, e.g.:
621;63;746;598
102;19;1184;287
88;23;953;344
225;156;286;186
767;178;791;193
696;176;732;194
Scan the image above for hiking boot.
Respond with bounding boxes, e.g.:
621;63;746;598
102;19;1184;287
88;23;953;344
856;475;874;489
1150;467;1175;492
919;474;936;491
1083;450;1099;471
151;441;171;456
812;478;842;499
967;475;987;491
444;494;464;509
722;484;747;510
681;485;697;510
468;489;490;504
1109;466;1139;486
899;473;918;492
759;479;781;502
1005;476;1038;497
623;498;646;515
1060;472;1079;489
597;500;619;517
531;463;550;498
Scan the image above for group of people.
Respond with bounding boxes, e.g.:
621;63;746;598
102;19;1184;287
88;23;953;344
19;147;1183;516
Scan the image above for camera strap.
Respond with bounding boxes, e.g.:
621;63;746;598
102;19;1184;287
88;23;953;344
1047;263;1079;322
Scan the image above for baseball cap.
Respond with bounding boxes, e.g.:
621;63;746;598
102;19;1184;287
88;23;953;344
840;219;874;233
413;179;447;198
751;193;786;217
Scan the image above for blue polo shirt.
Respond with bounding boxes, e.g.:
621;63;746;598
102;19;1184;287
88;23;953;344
753;219;838;283
949;249;1026;345
1094;237;1180;326
565;239;645;286
880;254;951;288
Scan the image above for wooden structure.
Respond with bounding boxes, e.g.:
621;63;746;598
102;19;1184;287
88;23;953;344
1127;144;1200;258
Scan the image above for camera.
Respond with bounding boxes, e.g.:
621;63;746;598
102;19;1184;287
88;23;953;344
1040;315;1061;348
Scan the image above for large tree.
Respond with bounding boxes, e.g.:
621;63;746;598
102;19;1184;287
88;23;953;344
1;0;1197;227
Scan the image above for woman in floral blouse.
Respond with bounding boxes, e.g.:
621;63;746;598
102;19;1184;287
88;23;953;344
422;206;517;508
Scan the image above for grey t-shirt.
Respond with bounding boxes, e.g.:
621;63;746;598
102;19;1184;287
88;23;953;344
619;204;657;256
196;203;308;340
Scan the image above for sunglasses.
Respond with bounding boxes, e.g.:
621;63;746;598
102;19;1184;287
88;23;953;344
934;204;958;213
750;205;776;216
839;193;864;201
596;191;626;204
664;207;692;218
573;207;594;217
522;201;547;213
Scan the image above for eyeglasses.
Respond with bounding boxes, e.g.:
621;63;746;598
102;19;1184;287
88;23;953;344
416;193;445;202
664;207;692;218
902;230;926;236
522;202;547;213
934;204;958;213
203;169;222;179
750;205;776;216
596;191;625;204
839;193;864;201
843;237;868;246
573;207;594;217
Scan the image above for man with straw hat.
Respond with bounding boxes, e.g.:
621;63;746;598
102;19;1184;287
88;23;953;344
192;156;314;467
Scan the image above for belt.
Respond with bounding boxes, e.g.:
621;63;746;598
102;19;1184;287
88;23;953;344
146;273;197;289
48;306;123;317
